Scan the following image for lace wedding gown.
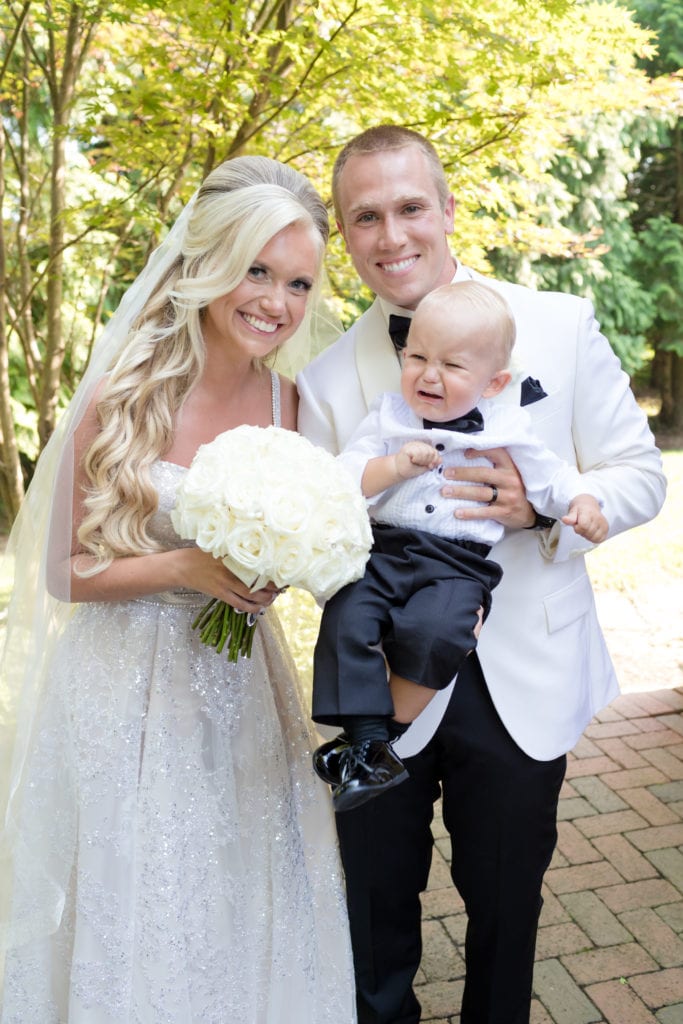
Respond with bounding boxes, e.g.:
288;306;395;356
1;397;355;1023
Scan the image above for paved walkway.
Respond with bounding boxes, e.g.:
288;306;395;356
416;686;683;1023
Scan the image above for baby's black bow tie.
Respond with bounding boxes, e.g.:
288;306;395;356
423;407;484;433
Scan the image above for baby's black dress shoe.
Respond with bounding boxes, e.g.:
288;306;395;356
312;733;349;786
332;740;408;813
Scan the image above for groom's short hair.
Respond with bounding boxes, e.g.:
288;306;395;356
331;126;450;224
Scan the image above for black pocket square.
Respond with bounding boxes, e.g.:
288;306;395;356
520;376;548;407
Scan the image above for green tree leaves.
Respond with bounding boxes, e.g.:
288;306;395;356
0;0;679;516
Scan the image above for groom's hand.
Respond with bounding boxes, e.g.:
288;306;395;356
440;446;535;529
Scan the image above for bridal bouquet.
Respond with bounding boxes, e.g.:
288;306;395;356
171;425;372;661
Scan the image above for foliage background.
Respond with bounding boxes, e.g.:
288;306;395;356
0;0;682;526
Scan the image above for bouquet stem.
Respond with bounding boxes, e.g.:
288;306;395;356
192;599;256;662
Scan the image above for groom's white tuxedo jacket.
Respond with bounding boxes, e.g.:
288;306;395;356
297;266;666;760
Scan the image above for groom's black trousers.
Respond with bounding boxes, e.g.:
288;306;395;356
335;652;566;1024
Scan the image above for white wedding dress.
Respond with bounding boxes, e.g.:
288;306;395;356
1;400;356;1022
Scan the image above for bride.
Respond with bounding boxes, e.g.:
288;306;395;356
0;156;355;1023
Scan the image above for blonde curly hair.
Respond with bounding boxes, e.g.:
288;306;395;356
77;157;329;570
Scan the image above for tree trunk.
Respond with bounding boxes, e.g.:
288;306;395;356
0;118;28;520
670;351;683;430
17;37;41;407
37;120;67;451
651;349;680;428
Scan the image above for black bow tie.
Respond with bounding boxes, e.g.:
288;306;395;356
423;407;484;433
388;314;412;353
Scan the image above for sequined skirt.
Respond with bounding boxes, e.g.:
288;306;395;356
1;598;355;1023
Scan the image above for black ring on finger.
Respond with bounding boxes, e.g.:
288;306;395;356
487;484;499;506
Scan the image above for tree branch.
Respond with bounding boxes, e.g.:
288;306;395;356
0;0;32;88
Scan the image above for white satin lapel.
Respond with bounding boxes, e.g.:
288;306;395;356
354;300;402;408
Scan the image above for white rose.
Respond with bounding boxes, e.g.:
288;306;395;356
222;469;264;519
183;449;230;497
260;486;313;536
193;507;237;558
304;549;368;602
220;520;275;589
311;507;353;549
313;497;372;552
269;536;315;590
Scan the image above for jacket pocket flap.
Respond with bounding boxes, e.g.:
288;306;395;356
543;574;593;633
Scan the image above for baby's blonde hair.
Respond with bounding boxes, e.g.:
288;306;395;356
412;281;516;370
77;157;329;569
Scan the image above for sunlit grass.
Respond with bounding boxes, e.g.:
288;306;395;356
586;448;682;592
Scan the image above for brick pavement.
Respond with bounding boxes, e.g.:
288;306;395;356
415;686;683;1024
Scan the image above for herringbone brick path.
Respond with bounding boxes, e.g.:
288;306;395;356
416;687;683;1023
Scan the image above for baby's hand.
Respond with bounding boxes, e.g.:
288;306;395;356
561;494;609;543
395;441;442;479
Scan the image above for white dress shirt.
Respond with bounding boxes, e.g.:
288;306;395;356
339;391;586;547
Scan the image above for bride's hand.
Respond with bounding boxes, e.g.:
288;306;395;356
175;548;280;613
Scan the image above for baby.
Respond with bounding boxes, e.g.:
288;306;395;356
312;281;607;812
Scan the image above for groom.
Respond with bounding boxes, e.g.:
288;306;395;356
297;125;666;1024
